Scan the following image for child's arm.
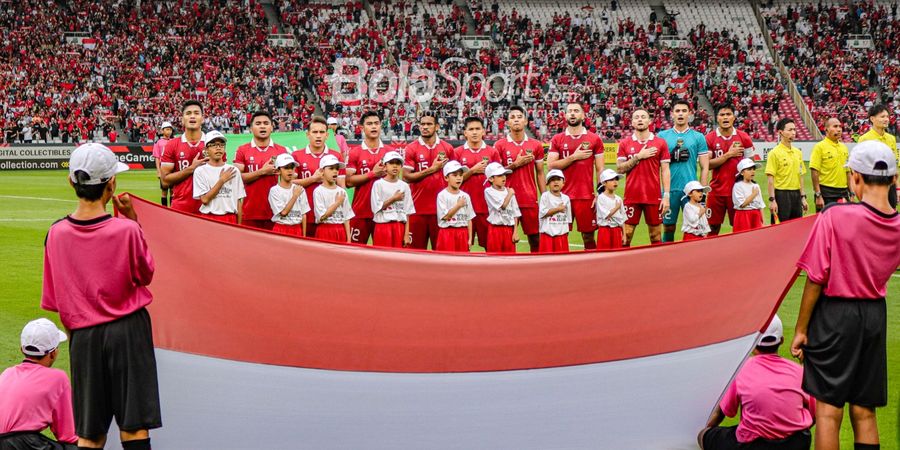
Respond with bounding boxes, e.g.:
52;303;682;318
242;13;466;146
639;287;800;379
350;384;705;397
404;221;412;246
343;220;352;243
606;198;622;221
467;220;473;247
301;214;307;236
200;167;237;205
379;190;405;212
280;186;303;217
237;198;243;224
501;188;515;209
442;196;467;221
512;218;520;243
790;279;823;362
319;191;345;222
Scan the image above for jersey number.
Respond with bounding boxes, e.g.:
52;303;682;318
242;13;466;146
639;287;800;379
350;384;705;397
178;160;190;171
300;170;312;178
625;206;635;219
350;228;362;243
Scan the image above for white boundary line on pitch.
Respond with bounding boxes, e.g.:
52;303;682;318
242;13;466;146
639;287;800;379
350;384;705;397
0;195;76;203
0;218;59;222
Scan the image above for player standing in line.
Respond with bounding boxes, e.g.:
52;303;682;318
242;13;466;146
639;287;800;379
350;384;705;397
269;154;310;237
495;105;545;252
371;151;415;248
657;99;709;242
453;117;501;249
403;113;455;250
292;116;345;237
766;118;807;223
161;100;208;214
791;141;900;450
313;154;353;243
43;143;159;450
594;169;626;249
192;131;246;224
435;161;475;252
547;102;604;249
152;121;174;207
705;104;754;235
233;111;287;230
483;162;521;254
346;111;393;245
616;109;671;246
538;169;572;253
857;104;899;208
810;118;851;211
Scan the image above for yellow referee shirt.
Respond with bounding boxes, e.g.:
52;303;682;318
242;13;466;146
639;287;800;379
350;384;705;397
809;138;849;188
858;128;899;163
765;143;806;190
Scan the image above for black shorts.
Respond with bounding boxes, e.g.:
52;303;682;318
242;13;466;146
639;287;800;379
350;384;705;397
774;189;803;222
818;185;849;211
702;425;811;450
0;431;77;450
802;295;887;407
70;308;162;439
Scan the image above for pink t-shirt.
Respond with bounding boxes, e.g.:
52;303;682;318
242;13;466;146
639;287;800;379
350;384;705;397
797;203;900;299
152;137;169;159
720;354;815;443
42;215;155;330
0;362;77;443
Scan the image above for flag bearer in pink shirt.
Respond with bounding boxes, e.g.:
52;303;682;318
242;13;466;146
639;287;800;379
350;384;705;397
0;319;77;449
41;143;160;450
699;315;815;450
791;140;900;450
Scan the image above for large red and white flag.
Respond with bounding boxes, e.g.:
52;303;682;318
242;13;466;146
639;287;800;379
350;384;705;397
123;196;814;449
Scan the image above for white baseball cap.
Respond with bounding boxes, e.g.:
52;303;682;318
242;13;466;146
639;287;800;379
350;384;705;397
546;169;565;181
682;180;711;199
736;158;759;175
485;162;512;179
442;160;468;176
21;318;67;357
320;154;345;169
847;140;898;176
756;314;783;347
160;121;174;130
382;151;404;164
68;143;129;185
202;130;227;145
599;168;621;184
275;153;297;168
326;117;339;125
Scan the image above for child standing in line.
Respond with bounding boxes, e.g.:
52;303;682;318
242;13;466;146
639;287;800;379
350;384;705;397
313;154;354;243
371;151;416;248
595;169;627;249
732;158;766;232
483;162;521;253
269;153;310;237
435;161;475;252
538;169;572;253
681;180;711;240
192;131;246;224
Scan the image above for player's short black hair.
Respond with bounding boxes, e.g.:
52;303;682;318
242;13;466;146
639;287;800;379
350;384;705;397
714;104;734;116
463;116;484;128
418;112;437;123
776;118;795;132
71;170;109;201
181;99;203;113
250;111;272;123
671;98;691;110
868;104;889;118
360;110;382;124
508;105;527;118
309;115;328;129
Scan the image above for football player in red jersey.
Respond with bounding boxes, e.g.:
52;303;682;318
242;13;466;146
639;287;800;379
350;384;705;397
233;111;287;230
160;100;208;214
345;110;393;245
291;116;345;237
453;117;501;249
705;104;754;235
403;113;456;249
495;105;545;252
546;102;604;250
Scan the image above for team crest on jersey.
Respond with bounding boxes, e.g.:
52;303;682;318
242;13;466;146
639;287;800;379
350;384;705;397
563;144;569;149
506;151;511;156
249;156;255;162
302;163;308;169
362;160;368;167
462;158;467;164
179;152;184;157
419;154;425;160
581;142;590;150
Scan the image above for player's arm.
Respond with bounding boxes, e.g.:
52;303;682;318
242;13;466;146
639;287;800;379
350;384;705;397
705;406;726;429
594;150;604;184
661;161;671;205
616;155;639;174
548;149;590;170
698;152;710;185
708;141;739;169
239;159;277;184
535;161;547;193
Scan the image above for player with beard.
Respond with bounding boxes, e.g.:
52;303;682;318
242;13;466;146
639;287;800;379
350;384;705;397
346;111;393;245
291;116;345;237
657;100;709;242
403;114;456;249
233;111;287;230
161;100;208;214
547;102;604;249
495;105;546;252
705;105;754;235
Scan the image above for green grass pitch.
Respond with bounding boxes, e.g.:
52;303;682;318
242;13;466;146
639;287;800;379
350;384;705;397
0;168;897;447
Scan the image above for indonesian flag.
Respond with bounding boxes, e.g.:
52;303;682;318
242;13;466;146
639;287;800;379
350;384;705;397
81;38;98;49
195;86;208;96
119;196;816;449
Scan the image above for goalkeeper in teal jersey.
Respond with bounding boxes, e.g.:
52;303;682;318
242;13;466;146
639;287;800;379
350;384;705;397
657;99;710;242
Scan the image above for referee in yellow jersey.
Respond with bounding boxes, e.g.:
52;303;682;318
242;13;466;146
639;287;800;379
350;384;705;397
766;118;807;222
858;104;899;208
810;118;851;211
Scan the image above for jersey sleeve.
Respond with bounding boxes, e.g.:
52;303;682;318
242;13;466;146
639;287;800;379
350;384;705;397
696;132;709;155
658;140;671;162
403;146;417;171
764;151;777;177
193;168;210;199
437;191;450;219
345;149;359;176
403;183;416;215
798;153;807;175
41;229;58;312
796;212;833;285
490;148;502;164
50;371;77;444
234;146;247;167
548;135;559;155
484;188;503;213
617;140;628;161
593;136;604;157
718;378;739;417
463;193;476;221
235;173;247;200
534;142;546;161
371;180;386;214
313;188;328;222
596;195;612;221
808;144;822;172
269;187;286;216
510;195;521;217
343;190;355;221
564;196;573;224
539;193;552;218
128;222;156;287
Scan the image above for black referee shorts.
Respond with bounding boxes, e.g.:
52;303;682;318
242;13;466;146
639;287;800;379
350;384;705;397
774;189;803;222
818;185;849;211
0;431;77;450
701;425;811;449
802;295;887;408
69;308;162;439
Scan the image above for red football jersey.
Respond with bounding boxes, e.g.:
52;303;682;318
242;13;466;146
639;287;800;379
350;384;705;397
705;128;754;197
403;138;456;215
617;133;671;204
548;130;604;200
346;142;393;219
234;140;287;221
453;143;501;213
160;135;204;213
291;146;345;222
494;135;545;209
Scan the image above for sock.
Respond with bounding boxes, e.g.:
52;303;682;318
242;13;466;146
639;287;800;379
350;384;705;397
122;438;150;450
854;444;879;450
662;231;675;242
160;197;168;207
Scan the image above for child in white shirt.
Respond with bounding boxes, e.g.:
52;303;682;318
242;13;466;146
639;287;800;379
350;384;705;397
539;169;572;253
681;180;711;240
371;151;416;248
595;169;627;249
